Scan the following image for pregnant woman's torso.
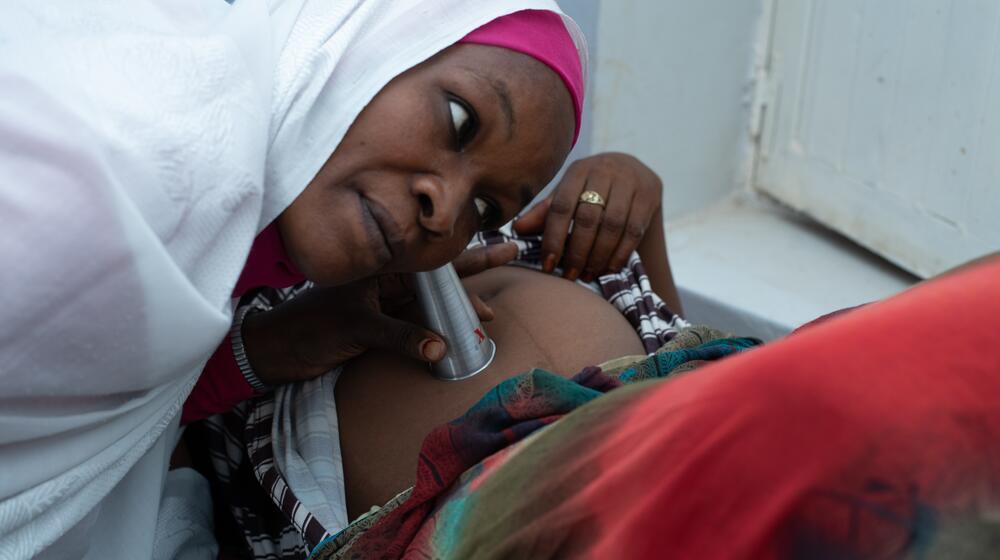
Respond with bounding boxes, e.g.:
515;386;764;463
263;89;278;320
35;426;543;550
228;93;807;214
336;265;644;517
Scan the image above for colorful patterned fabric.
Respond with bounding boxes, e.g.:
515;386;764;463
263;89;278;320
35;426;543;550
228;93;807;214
312;334;759;559
314;259;1000;560
195;250;1000;560
334;260;1000;560
193;229;691;559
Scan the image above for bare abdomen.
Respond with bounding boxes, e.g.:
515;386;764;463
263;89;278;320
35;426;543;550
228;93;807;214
335;265;644;518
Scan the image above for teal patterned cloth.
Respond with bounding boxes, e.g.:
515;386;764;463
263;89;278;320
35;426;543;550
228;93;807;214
311;334;761;559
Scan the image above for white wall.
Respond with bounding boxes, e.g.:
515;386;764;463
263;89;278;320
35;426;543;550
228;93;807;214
755;0;1000;278
558;1;920;340
566;0;918;339
588;0;764;219
553;0;600;182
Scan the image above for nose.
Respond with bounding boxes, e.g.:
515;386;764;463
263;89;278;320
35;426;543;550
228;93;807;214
411;172;471;239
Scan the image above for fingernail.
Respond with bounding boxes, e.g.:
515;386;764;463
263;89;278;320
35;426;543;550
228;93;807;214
421;339;446;361
542;254;556;273
566;267;580;281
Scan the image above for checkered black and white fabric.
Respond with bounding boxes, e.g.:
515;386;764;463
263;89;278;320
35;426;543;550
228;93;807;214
197;229;686;559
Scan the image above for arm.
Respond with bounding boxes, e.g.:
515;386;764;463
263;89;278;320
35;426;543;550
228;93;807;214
636;207;683;316
181;241;519;424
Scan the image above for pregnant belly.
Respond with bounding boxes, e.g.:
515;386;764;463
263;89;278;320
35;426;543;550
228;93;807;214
336;265;644;517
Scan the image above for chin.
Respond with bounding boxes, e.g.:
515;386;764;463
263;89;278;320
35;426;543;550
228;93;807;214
293;250;373;287
381;255;445;275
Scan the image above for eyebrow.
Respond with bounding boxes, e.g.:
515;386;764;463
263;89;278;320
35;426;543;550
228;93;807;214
462;66;515;140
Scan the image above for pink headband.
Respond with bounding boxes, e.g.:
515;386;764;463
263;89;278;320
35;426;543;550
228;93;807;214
459;9;584;145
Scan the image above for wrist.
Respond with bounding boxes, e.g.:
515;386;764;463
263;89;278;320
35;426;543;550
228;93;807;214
240;304;333;386
239;308;290;387
231;305;271;392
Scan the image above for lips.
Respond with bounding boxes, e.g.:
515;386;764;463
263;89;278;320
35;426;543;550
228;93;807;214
359;195;406;266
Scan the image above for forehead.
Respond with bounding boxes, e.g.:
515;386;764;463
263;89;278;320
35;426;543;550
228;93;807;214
399;43;575;204
447;46;574;163
422;43;573;124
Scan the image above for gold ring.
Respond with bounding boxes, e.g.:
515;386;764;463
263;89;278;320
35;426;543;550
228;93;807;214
578;190;606;208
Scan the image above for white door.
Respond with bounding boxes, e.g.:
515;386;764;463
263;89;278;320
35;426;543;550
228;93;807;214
754;0;1000;278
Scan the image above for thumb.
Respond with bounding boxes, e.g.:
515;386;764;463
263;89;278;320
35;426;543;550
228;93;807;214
360;313;448;363
453;243;517;278
512;197;550;235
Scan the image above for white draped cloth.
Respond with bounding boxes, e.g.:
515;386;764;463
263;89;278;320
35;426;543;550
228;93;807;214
0;0;579;557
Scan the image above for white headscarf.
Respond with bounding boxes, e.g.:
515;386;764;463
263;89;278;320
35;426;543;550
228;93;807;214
0;0;583;557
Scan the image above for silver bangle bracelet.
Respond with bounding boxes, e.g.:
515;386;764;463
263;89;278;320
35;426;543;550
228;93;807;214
230;304;269;392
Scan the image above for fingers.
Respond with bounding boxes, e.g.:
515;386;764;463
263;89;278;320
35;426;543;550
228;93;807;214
360;312;447;362
452;242;517;277
511;197;550;235
582;182;633;280
559;174;611;281
522;153;665;278
605;162;661;273
606;202;655;273
539;162;590;273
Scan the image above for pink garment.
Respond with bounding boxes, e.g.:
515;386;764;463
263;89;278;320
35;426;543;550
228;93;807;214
460;9;585;144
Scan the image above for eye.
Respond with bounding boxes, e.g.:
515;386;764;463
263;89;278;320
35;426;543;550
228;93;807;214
447;95;479;151
473;196;501;229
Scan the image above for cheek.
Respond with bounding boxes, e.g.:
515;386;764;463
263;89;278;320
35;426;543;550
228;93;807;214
276;203;334;278
394;233;473;273
277;190;370;285
351;79;438;150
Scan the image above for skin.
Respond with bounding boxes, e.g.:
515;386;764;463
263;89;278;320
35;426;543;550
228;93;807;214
336;265;646;518
334;215;682;516
278;43;575;287
243;44;576;384
635;207;684;315
513;153;684;315
514;153;665;284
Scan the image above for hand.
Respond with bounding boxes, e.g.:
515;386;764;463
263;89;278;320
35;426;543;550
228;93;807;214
241;278;434;386
241;242;518;385
513;152;662;282
375;241;519;322
452;240;519;278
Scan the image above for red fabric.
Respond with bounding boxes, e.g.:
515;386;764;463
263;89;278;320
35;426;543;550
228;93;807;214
459;9;584;144
571;259;1000;558
790;303;867;334
331;260;999;558
181;224;306;425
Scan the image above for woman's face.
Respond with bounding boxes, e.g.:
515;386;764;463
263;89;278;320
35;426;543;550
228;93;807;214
278;43;576;286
